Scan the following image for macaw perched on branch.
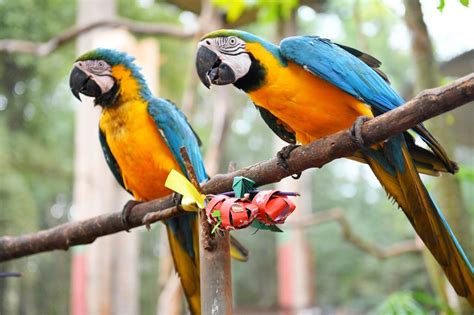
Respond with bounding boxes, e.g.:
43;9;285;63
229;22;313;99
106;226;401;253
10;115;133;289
195;30;474;304
68;49;245;315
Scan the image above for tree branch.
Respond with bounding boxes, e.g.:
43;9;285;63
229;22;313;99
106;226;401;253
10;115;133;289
0;73;473;262
0;18;195;56
288;208;423;259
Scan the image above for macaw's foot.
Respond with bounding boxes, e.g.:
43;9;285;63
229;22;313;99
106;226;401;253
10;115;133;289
172;192;183;208
276;144;302;179
349;116;371;150
121;200;142;232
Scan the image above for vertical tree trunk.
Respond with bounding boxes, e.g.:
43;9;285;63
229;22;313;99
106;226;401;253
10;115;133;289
201;0;235;177
275;10;316;313
71;1;160;314
204;86;235;175
155;225;183;315
403;1;473;313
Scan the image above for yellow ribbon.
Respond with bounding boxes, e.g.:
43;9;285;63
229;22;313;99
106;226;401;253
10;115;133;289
165;169;205;211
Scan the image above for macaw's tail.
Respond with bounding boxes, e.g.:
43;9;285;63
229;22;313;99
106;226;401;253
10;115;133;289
362;134;474;306
165;214;201;315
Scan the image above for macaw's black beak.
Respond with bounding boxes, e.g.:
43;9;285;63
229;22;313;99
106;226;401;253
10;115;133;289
69;66;102;101
195;46;236;89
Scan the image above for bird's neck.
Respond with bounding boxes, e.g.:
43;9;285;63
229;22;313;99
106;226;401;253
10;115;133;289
101;64;151;107
234;41;286;93
233;54;266;93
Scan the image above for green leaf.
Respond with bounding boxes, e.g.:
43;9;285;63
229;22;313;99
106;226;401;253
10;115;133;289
375;291;454;314
457;165;474;183
460;0;469;7
412;291;454;314
211;221;222;234
212;0;246;23
250;220;284;232
438;0;446;11
210;210;222;233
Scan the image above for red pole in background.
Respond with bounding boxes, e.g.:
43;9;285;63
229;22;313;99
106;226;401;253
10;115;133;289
275;138;315;313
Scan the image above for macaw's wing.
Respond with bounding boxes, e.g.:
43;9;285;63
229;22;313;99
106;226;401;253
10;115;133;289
147;98;207;183
148;98;206;314
280;36;405;113
99;129;132;195
280;36;457;173
254;103;296;144
334;42;390;84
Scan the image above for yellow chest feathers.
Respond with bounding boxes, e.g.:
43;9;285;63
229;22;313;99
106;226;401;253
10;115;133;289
99;100;181;201
245;42;372;143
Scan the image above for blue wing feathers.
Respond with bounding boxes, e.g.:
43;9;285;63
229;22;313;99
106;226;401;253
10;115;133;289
147;98;207;183
280;36;405;112
147;98;207;261
280;36;458;174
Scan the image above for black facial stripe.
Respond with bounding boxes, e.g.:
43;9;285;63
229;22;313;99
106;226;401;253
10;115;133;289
216;37;225;46
221;46;241;51
233;53;266;93
220;44;245;52
216;37;243;51
221;50;248;56
94;82;119;107
94;73;113;78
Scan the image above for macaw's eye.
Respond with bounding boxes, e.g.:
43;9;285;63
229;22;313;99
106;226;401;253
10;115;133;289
229;37;237;45
90;60;108;74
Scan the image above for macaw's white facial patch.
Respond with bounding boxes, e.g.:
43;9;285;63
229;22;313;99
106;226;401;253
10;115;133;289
198;36;252;81
73;60;115;94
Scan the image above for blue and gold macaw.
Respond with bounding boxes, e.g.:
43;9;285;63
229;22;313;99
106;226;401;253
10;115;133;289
68;48;245;314
195;30;474;304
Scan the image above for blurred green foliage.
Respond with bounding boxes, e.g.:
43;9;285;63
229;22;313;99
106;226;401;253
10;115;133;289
0;1;76;314
212;0;299;23
374;291;454;314
438;0;470;11
0;0;472;314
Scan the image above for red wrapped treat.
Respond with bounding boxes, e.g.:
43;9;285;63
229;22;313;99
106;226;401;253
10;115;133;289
252;190;296;225
205;195;259;231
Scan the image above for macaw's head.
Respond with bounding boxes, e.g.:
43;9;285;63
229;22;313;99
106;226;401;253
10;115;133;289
69;48;148;107
196;30;275;92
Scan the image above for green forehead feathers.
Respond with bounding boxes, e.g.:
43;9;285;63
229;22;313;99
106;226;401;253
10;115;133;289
200;29;262;43
75;48;135;67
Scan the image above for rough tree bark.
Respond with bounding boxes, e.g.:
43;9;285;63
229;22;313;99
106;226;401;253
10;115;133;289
404;1;473;313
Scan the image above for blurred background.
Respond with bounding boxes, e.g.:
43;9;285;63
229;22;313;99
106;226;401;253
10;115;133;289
0;0;473;314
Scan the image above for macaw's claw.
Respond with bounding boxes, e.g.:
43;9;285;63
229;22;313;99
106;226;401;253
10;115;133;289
121;199;142;232
349;116;371;150
276;144;302;179
172;192;183;208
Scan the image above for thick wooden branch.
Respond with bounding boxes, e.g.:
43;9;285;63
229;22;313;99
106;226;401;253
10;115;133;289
0;73;473;262
0;18;195;56
288;208;423;259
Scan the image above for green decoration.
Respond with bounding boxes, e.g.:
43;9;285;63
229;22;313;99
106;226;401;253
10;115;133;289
250;220;284;233
211;210;222;234
232;176;256;198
